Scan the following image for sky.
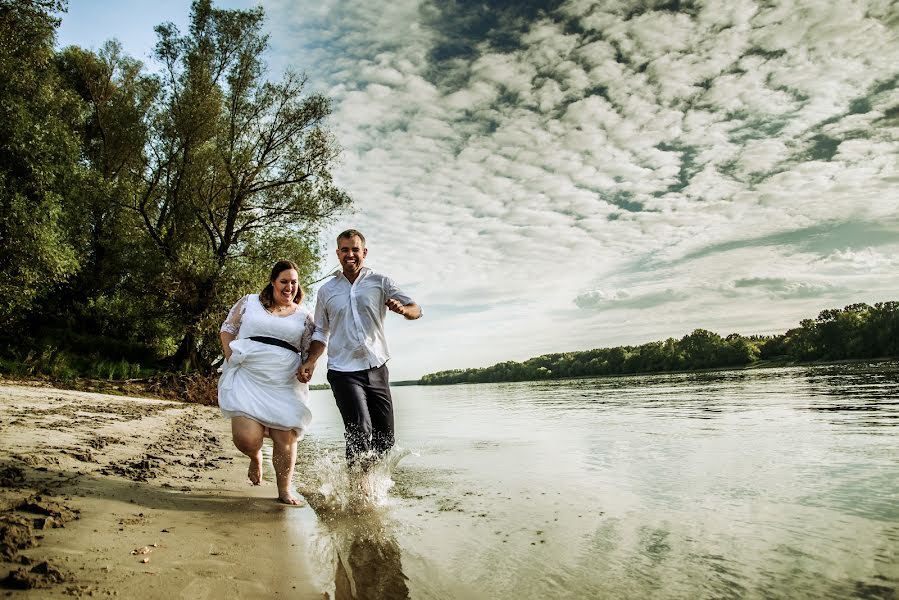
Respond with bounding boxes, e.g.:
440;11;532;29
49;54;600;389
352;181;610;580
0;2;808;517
57;0;899;382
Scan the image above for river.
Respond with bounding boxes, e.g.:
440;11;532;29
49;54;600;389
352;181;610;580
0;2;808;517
294;361;899;599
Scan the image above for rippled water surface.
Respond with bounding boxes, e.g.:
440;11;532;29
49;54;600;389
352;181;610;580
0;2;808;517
297;362;899;599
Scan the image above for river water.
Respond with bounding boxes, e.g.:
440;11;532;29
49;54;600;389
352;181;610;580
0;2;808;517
294;362;899;599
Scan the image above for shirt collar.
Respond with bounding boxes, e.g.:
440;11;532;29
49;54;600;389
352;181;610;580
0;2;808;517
337;266;371;282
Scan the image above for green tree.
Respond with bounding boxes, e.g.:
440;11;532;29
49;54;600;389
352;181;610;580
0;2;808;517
723;333;759;364
759;334;787;359
783;319;818;360
679;329;724;369
868;301;899;356
0;0;80;329
50;42;166;349
65;0;350;369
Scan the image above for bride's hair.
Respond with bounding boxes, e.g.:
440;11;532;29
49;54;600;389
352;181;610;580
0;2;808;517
260;260;303;309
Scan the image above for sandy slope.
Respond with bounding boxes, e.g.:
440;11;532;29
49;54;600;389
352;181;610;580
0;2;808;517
0;382;327;599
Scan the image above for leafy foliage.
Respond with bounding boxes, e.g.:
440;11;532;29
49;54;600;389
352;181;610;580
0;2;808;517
0;0;350;374
0;0;81;326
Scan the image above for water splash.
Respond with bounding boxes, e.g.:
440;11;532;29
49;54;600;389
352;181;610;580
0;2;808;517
298;446;414;515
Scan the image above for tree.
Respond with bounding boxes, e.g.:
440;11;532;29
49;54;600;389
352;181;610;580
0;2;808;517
50;42;165;349
868;301;899;357
65;0;350;369
679;328;724;369
0;0;81;329
724;333;759;364
784;319;818;360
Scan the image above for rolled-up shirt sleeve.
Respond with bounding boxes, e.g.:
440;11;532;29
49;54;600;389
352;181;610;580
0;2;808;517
311;287;330;346
384;276;415;307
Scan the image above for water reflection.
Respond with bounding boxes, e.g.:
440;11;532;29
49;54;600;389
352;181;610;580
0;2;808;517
797;362;899;431
331;517;409;600
297;445;411;599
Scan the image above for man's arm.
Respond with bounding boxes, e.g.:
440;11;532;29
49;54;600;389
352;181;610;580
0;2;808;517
383;275;421;320
298;289;330;383
386;299;422;320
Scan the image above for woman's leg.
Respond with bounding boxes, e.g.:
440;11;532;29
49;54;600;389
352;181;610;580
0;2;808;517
231;416;265;485
269;427;302;505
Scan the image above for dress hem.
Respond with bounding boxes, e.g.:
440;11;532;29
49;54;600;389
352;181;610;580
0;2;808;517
220;409;307;438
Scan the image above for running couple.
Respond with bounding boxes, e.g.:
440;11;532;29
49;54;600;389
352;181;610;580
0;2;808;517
217;229;422;505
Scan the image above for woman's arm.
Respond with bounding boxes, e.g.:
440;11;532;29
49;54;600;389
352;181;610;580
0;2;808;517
220;331;236;361
220;295;247;361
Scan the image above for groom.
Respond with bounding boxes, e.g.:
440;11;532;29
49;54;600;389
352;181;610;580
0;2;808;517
299;229;421;468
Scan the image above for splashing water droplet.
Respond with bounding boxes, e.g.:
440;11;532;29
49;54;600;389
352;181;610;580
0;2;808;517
298;446;413;515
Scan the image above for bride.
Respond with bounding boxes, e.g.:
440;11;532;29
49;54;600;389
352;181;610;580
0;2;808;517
218;260;314;505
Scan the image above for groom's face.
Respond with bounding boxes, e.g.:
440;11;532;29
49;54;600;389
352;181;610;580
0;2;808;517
337;235;367;274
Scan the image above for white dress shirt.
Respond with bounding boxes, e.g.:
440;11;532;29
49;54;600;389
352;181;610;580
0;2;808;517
311;267;415;372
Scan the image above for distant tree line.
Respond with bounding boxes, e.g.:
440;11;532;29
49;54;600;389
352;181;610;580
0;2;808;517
419;302;899;385
0;0;349;379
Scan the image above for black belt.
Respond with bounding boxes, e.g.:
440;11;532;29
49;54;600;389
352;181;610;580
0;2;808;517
248;336;299;353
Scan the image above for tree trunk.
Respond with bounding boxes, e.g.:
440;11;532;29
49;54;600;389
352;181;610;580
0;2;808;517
171;328;199;371
170;275;218;372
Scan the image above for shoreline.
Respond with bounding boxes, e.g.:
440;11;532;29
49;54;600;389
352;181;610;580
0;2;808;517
4;356;897;399
0;384;327;598
416;355;899;386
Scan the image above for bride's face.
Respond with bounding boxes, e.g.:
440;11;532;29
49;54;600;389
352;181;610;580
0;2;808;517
272;269;299;305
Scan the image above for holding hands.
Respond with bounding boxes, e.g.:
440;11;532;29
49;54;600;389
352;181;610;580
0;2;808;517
297;360;315;383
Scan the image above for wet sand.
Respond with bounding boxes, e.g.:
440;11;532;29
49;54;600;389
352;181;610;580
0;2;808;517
0;382;327;599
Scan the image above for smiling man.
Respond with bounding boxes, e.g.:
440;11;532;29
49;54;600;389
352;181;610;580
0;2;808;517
299;229;421;469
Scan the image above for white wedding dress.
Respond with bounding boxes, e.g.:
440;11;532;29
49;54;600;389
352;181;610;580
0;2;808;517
218;294;313;435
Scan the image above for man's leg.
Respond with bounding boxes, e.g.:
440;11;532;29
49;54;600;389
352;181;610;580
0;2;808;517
366;364;395;456
327;369;373;466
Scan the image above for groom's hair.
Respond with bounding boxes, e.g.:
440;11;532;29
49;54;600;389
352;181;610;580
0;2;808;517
337;229;366;247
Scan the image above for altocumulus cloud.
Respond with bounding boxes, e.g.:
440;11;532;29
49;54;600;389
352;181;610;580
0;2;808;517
727;277;840;300
256;0;899;378
574;288;689;309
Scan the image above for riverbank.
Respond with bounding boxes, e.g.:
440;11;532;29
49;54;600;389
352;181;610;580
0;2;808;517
417;355;899;386
0;383;327;598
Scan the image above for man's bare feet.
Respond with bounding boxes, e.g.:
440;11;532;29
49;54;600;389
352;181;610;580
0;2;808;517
278;490;306;506
248;451;263;485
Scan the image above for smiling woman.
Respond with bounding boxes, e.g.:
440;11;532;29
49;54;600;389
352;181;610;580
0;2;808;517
259;261;303;315
217;260;316;506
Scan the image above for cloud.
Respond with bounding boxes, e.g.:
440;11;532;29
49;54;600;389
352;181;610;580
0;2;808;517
574;288;688;310
252;0;899;379
727;277;838;299
818;247;899;273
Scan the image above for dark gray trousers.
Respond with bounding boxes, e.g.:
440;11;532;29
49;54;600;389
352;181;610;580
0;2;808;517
327;364;394;467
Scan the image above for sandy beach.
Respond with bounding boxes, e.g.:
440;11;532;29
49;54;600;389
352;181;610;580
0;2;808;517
0;382;328;599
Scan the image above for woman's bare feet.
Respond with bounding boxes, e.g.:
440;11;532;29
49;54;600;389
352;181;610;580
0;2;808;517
248;451;263;485
278;490;306;506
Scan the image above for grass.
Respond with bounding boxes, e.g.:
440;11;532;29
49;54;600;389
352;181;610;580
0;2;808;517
0;347;157;382
0;346;221;403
